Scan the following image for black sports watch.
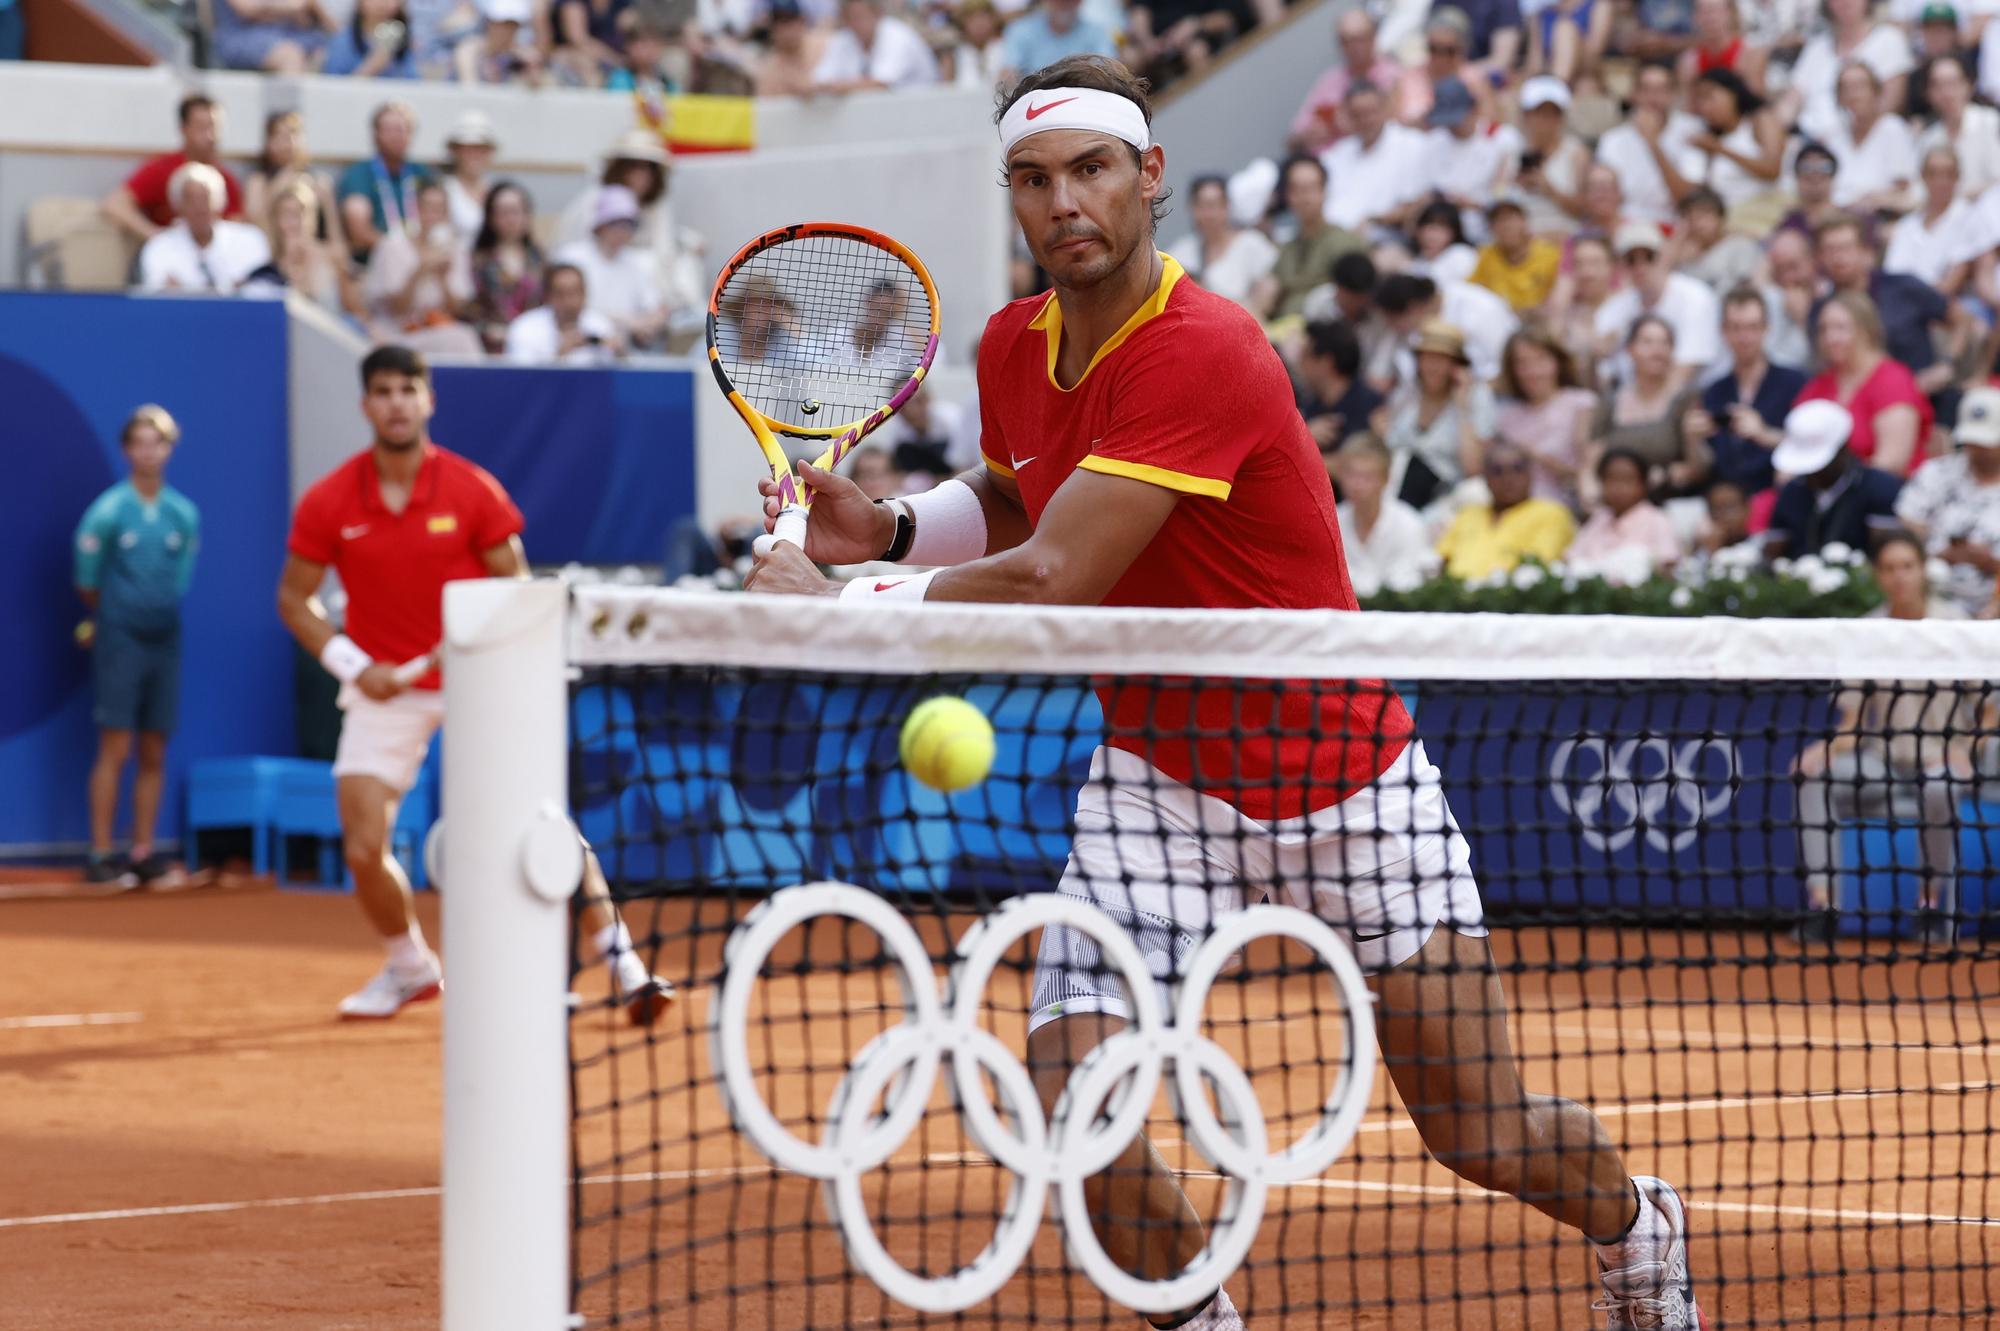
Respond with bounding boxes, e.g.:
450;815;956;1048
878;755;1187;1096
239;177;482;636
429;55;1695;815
879;499;915;562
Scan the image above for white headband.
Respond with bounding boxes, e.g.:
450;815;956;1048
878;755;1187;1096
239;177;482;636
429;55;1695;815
999;87;1153;160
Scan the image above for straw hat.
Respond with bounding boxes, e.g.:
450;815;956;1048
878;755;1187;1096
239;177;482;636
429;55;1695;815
1412;318;1469;365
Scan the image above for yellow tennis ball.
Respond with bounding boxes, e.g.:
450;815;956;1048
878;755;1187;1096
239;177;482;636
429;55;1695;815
900;696;995;793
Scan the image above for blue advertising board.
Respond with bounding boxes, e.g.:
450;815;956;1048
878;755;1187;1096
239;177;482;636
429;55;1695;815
0;293;295;849
572;672;1847;915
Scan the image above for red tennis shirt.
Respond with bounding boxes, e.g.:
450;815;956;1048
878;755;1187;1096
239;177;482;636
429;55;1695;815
125;152;246;227
288;444;524;691
976;254;1412;819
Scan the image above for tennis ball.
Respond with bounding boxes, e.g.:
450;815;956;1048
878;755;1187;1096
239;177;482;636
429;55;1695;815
900;696;995;793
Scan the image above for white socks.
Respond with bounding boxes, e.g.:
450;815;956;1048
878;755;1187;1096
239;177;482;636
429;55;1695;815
1596;1182;1661;1261
594;922;652;996
385;925;432;974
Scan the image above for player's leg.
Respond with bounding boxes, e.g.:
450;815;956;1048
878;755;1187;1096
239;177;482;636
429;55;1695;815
575;847;674;1026
1289;739;1704;1329
1021;746;1248;1330
1375;923;1636;1236
85;728;134;885
127;627;183;885
1910;765;1961;944
85;621;140;885
331;691;445;1019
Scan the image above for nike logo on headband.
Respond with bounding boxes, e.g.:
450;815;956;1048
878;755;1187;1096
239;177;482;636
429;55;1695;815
1025;97;1079;120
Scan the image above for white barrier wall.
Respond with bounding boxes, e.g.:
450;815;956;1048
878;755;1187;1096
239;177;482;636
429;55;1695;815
0;63;1007;441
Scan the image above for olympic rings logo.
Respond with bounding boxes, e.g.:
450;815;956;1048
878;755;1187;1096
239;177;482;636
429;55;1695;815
710;883;1376;1316
1547;734;1738;854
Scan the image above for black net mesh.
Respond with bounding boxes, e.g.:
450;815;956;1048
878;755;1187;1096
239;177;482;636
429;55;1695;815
566;648;2000;1330
710;232;932;434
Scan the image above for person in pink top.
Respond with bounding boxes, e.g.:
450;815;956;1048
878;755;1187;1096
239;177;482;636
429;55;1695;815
1288;7;1415;153
1792;289;1933;477
1567;447;1684;581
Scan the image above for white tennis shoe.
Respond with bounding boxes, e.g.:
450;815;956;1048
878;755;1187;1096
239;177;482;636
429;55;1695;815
1150;1288;1245;1331
1593;1176;1707;1330
338;955;444;1020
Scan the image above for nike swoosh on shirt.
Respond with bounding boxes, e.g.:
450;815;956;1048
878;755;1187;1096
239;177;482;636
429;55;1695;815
340;524;370;539
1011;456;1039;469
1024;97;1078;120
1351;928;1396;942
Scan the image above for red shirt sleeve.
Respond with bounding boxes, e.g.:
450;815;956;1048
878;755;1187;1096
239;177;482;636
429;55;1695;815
221;167;246;220
1079;308;1274;500
974;317;1014;477
288;481;338;565
125;154;181;227
464;462;525;552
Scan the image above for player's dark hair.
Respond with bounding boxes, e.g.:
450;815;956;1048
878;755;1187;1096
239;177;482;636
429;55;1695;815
1331;251;1377;294
1280;153;1328;189
1595;446;1649;484
1678;186;1725;217
1305;320;1361;379
1871;527;1926;565
996;56;1170;225
1414;200;1465;245
1375;273;1435;316
178;94;216;126
360;344;430;390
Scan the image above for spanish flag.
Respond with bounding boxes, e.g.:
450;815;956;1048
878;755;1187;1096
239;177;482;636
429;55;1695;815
635;88;754;154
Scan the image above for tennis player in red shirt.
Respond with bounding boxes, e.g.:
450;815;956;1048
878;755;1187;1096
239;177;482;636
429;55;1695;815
745;56;1704;1331
279;346;667;1024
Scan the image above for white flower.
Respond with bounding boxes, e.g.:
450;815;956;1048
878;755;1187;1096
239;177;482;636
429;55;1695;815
1713;542;1762;570
1821;541;1858;567
1771;556;1793;576
1670;586;1694;609
1928;556;1953;588
1562;576;1580;592
1512;564;1547;590
1729;564;1750;583
1472;569;1510;591
1790;554;1826;580
1807;568;1849;595
1385;566;1425;594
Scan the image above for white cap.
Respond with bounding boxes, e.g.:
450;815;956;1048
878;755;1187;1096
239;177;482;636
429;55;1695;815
1614;220;1667;255
1227;158;1278;228
1772;400;1854;476
1957;385;2000;447
446;109;496;147
1520;75;1572;112
483;0;531;20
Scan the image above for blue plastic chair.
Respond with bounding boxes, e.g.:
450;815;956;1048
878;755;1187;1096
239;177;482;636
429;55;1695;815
186;756;330;874
270;753;436;891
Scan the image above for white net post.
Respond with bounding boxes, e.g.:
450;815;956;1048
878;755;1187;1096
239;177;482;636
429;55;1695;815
440;578;573;1331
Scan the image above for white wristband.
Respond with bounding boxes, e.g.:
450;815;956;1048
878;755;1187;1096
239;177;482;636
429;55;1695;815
319;634;374;684
901;479;988;567
838;567;941;603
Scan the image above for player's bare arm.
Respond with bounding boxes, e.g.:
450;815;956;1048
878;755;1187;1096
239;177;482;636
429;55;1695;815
745;466;1174;602
481;535;529;577
277;553;405;703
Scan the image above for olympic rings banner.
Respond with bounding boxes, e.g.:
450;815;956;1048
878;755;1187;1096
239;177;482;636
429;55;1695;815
710;883;1377;1315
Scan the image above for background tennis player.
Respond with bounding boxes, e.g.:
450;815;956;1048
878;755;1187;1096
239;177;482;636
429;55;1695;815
279;345;668;1025
745;55;1705;1331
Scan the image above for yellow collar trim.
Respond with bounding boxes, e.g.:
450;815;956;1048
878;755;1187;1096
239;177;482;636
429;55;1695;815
1030;253;1185;392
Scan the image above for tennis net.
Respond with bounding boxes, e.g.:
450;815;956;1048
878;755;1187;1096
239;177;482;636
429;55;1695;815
439;582;2000;1331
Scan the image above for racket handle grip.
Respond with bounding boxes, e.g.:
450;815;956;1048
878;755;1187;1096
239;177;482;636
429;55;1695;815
755;505;809;557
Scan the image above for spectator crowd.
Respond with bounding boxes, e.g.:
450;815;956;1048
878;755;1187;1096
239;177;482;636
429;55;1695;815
200;0;1286;94
1105;0;2000;619
105;94;706;365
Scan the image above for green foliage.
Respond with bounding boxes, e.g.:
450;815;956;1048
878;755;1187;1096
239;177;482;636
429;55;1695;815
1361;558;1885;618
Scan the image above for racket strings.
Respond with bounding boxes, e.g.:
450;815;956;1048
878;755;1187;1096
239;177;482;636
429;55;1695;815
714;235;934;433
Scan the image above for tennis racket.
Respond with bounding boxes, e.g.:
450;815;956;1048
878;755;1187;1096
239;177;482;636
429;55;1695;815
706;223;941;552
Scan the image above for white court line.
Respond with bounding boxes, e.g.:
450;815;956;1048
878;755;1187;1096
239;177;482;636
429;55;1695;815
1549;1023;2000;1057
6;1155;1993;1232
0;1011;143;1031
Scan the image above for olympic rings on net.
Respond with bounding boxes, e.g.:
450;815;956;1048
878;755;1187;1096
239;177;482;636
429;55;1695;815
710;882;1376;1315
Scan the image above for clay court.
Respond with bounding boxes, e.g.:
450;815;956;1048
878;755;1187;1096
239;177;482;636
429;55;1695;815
7;881;1993;1329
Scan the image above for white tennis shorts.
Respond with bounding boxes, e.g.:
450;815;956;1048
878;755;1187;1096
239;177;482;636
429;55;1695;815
1027;739;1487;1035
332;685;444;794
